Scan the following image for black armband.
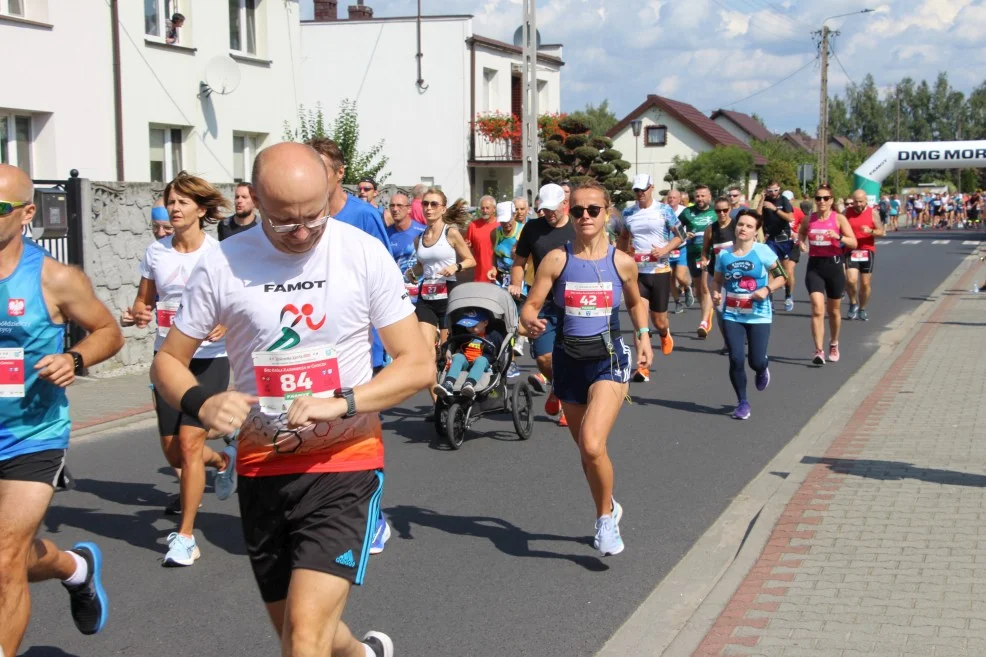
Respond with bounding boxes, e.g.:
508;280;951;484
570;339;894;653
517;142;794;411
180;385;210;421
673;224;688;242
769;261;788;280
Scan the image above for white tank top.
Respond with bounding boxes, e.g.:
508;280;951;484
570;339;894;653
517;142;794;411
416;224;457;281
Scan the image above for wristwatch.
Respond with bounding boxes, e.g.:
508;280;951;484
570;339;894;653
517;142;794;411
455;263;463;272
333;388;357;418
67;351;84;375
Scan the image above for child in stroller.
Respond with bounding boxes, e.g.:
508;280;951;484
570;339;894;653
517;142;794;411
433;308;505;399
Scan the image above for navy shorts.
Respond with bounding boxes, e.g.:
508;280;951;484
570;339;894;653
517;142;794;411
766;238;799;263
531;302;560;359
551;336;632;405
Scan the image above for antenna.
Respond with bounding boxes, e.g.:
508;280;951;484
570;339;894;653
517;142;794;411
199;56;242;98
512;25;541;49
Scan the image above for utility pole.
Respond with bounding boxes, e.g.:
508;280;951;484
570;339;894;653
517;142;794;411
956;114;963;194
520;0;538;207
816;25;834;186
895;85;901;194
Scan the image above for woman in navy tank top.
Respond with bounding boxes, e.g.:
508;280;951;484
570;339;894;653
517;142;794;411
521;182;653;557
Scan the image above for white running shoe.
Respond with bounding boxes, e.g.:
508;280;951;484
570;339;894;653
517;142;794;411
593;515;624;556
163;532;200;567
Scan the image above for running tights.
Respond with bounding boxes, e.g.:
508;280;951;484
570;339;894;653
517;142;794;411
722;320;770;403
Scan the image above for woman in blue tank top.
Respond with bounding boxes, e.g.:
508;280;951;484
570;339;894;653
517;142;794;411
521;182;653;557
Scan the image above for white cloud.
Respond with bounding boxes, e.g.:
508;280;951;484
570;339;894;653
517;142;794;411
656;74;681;96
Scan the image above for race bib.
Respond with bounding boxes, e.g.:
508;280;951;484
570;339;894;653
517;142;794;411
713;241;733;255
724;292;755;314
633;252;664;274
808;229;831;247
252;345;341;415
0;348;25;398
669;249;681;260
563;282;614;318
156;300;180;338
850;250;870;262
420;278;448;301
404;282;420;303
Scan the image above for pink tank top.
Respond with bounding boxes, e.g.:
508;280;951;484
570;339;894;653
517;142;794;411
806;212;842;257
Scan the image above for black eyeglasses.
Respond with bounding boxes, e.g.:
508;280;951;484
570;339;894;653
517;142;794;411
570;205;605;218
815;196;833;202
421;200;443;209
389;203;408;209
0;201;30;217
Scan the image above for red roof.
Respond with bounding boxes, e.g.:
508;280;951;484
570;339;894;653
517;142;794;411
607;95;767;166
709;109;775;143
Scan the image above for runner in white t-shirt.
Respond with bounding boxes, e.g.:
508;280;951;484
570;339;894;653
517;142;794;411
126;173;235;567
150;143;432;657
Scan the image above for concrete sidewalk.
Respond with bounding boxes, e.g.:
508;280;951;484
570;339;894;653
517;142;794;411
683;261;986;655
67;369;154;435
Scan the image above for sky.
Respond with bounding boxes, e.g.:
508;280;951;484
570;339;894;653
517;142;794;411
299;0;986;136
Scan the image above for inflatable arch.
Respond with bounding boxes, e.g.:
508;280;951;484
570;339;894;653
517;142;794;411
852;140;986;203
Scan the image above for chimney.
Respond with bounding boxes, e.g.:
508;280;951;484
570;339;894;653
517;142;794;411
313;0;338;21
348;0;373;20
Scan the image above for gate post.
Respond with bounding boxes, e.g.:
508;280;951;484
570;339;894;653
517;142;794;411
64;169;87;347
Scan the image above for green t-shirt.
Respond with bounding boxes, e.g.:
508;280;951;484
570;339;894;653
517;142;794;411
679;206;717;255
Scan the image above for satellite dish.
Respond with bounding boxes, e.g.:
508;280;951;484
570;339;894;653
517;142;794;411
200;56;242;98
512;26;542;49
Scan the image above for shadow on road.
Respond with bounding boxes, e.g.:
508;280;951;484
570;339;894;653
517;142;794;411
635;397;732;416
385;504;609;572
767;355;816;369
802;456;986;487
21;647;82;657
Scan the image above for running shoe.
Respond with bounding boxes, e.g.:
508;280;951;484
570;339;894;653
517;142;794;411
433;381;453;399
363;631;395;657
732;401;752;420
593;514;624;556
697;320;710;339
164;494;181;516
632;367;650;383
513;337;526;357
857;309;869;321
163;532;200;567
660;332;674;355
847;303;858;320
544;393;561;416
506;362;521;379
558;411;568;427
62;542;108;635
461;382;476;398
685;287;695;308
214;443;237;501
755;367;770;392
369;514;391;555
528;372;549;394
828;343;840;363
672;299;684;314
718;347;729;356
611;498;623;525
784;297;795;312
812;350;825;366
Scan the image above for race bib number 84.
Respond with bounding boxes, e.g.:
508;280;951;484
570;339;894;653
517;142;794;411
252;345;341;415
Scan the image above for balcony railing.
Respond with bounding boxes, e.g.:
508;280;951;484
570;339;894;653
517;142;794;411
470;131;522;162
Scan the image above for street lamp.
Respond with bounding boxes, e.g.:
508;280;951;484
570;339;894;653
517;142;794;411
630;119;643;178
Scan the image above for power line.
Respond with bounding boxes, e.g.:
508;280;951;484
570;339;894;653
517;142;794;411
831;41;858;88
713;56;819;111
753;0;814;30
708;0;809;47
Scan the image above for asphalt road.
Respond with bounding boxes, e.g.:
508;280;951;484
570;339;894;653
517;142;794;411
23;230;983;657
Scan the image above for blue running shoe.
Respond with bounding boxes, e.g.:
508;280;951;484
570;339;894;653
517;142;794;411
62;542;108;635
755;367;770;392
506;361;521;379
163;532;200;567
732;401;752;420
784;297;794;312
593;514;624;556
215;442;237;501
370;514;391;555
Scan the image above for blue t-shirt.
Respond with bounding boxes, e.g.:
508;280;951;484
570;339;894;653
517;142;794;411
387;221;426;274
714;243;778;325
334;195;389;250
890;199;901;215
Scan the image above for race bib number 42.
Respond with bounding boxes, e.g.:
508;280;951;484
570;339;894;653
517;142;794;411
564;282;614;318
0;348;24;398
252;345;341;415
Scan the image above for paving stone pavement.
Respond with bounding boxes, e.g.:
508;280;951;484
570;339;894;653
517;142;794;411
67;370;153;430
695;266;986;656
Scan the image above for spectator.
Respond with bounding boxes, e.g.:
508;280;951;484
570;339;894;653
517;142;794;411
218;182;259;241
466;195;498;283
410;183;427;225
166;13;185;45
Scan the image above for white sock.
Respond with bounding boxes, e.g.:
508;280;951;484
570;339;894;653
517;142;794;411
62;550;88;586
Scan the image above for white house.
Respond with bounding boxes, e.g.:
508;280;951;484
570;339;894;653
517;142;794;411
0;0;301;183
301;1;562;204
608;95;766;197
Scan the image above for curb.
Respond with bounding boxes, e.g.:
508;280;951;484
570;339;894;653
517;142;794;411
596;253;980;657
71;406;155;439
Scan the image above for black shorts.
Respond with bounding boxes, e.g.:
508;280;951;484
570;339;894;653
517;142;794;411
805;256;846;300
845;249;876;274
414;302;439;327
238;469;384;603
152;356;230;436
0;448;73;489
637;271;671;313
687;252;705;279
415;281;457;329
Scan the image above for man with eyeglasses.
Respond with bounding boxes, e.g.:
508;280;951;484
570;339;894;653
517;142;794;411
678;185;718;338
0;164;125;656
386;192;424;284
759;181;797;312
618;174;683;381
151;143;433;657
727;186;748;220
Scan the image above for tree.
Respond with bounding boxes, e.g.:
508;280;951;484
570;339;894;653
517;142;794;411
567;100;618;137
672;146;755;197
538;115;633;204
283;99;389;183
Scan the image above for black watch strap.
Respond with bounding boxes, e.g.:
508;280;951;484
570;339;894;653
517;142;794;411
67;351;84;375
333;388;356;418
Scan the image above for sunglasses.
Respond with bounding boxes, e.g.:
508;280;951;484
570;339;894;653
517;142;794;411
570;205;605;218
0;201;30;217
715;208;731;214
358;185;375;192
815;196;832;202
266;215;331;234
728;193;740;198
421;200;443;209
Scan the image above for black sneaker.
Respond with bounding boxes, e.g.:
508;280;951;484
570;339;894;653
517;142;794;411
461;382;476;398
363;631;394;657
62;542;108;635
164;494;181;516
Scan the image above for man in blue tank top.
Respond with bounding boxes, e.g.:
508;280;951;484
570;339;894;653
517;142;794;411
0;164;125;656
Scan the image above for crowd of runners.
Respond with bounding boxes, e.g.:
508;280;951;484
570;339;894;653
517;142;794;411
0;136;923;656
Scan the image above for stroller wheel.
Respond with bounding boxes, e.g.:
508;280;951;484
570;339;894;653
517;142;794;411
511;382;535;440
433;402;448;438
445;403;467;450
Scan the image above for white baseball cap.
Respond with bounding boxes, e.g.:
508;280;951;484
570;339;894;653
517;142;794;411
496;201;515;223
632;174;653;191
538;183;565;211
782;190;794;200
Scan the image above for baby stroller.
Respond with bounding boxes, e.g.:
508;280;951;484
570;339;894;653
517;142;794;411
434;282;535;449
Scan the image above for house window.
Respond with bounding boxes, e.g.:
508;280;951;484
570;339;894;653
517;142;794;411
229;0;257;55
145;0;179;38
233;133;262;183
0;113;33;175
3;0;25;16
482;68;498;112
537;80;548;111
645;125;668;147
149;126;183;183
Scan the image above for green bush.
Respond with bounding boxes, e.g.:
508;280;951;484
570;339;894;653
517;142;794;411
564;135;589;150
591;162;616;177
591;136;614;150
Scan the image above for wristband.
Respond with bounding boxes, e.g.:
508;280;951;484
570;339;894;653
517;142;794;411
180;385;210;421
636;327;651;339
456;263;463;272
